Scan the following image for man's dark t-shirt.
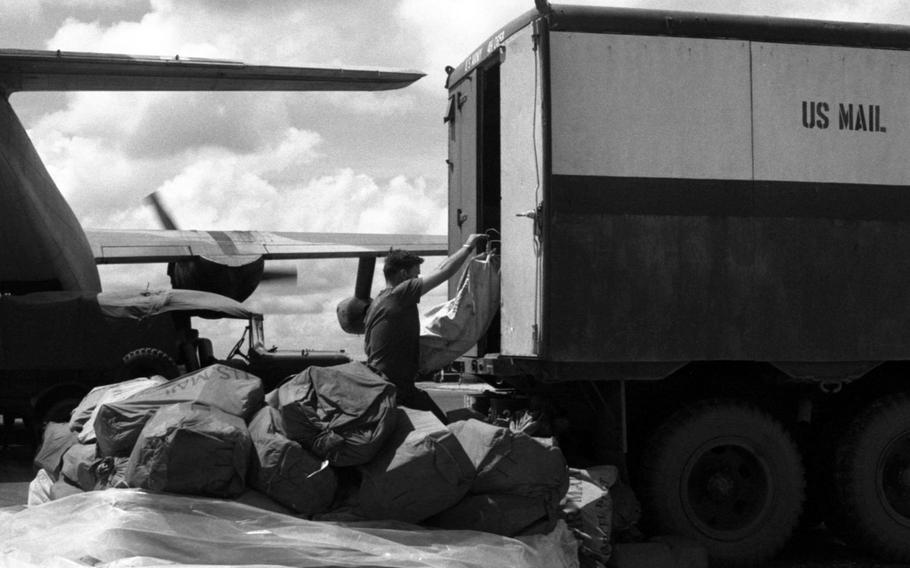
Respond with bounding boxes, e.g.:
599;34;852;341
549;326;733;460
363;278;422;387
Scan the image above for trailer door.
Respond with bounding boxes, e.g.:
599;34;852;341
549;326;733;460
447;75;478;286
499;26;544;356
447;60;503;356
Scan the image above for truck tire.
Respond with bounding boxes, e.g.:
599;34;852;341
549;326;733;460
121;347;179;380
41;397;81;425
829;393;910;562
639;399;805;567
28;395;83;446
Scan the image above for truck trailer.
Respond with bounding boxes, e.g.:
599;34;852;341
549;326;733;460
445;3;910;566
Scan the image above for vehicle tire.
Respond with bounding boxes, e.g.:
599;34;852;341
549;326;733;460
638;399;805;567
31;396;82;446
41;398;81;425
121;347;179;380
828;393;910;562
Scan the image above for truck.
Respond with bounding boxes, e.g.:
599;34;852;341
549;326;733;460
444;3;910;565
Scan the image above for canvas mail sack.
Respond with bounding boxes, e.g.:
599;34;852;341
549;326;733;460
271;361;397;467
248;406;338;515
448;419;569;503
562;465;619;565
59;442;130;491
427;493;551;536
33;422;78;480
94;364;263;456
358;408;475;523
427;420;569;536
69;376;168;443
419;252;500;373
125;402;251;498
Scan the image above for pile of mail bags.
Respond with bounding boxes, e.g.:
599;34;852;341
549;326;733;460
22;360;577;567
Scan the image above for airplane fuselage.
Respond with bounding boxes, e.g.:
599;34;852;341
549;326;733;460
0;94;101;294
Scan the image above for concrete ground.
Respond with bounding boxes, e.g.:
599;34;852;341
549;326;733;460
0;423;34;509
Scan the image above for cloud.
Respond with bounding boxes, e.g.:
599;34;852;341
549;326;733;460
562;0;908;24
124;92;295;158
57;0;136;7
398;0;528;90
22;0;430;233
323;92;419;117
44;0;423;68
6;0;42;20
151;163;445;236
27;122;167;227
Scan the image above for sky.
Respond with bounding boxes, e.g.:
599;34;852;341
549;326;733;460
3;0;908;358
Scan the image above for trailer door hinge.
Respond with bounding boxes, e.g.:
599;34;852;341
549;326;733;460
456;208;468;228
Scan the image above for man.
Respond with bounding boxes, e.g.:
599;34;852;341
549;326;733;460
364;233;488;422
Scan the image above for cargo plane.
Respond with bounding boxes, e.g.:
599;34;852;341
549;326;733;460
0;48;447;309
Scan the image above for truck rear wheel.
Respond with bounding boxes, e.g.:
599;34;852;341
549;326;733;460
829;393;910;562
639;399;805;567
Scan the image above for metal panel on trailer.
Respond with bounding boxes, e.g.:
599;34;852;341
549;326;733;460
545;32;753;361
500;26;544;357
745;42;910;362
550;33;752;179
543;30;910;363
752;42;910;185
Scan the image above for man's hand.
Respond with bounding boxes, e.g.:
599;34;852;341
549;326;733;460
420;233;491;296
464;233;489;251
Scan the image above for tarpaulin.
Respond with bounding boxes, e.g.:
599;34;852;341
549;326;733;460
96;288;254;321
428;493;551;536
0;489;579;568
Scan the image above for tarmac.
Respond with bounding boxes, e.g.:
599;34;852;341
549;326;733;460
0;422;34;509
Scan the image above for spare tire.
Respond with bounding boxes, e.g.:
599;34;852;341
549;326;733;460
122;347;179;380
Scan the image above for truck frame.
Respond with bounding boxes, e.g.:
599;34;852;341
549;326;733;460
446;4;910;565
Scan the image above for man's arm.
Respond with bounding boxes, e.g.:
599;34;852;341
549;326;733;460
418;233;488;296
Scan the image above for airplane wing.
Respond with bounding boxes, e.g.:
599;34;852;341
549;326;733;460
0;49;423;93
85;229;449;265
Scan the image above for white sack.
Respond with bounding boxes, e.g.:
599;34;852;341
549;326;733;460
419;252;500;373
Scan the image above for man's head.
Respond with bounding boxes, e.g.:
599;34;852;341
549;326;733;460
383;249;424;285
